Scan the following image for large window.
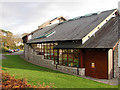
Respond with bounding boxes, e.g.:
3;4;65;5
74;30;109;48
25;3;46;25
54;49;58;64
31;44;40;54
50;43;54;60
47;43;51;59
33;43;44;55
44;43;57;60
31;43;81;68
59;49;63;65
56;49;80;67
68;49;74;66
32;43;58;60
62;49;68;66
73;49;79;67
44;43;48;59
41;43;45;55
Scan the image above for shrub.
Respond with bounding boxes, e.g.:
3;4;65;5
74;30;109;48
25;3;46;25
2;71;53;89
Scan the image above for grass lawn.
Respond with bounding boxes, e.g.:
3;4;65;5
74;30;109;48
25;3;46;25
2;55;118;88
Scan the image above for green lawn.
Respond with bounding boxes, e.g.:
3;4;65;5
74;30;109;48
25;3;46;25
2;55;118;88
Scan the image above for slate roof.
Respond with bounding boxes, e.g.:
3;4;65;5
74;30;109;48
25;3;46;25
28;9;115;43
54;17;119;49
79;17;119;48
32;24;58;39
27;9;120;48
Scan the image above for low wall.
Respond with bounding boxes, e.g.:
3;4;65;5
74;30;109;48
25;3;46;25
24;44;85;76
57;65;85;75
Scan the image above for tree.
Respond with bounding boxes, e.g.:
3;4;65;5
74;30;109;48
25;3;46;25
0;29;23;49
6;33;15;49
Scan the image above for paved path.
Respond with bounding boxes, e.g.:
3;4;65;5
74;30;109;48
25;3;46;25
10;51;24;55
0;51;24;60
81;76;119;85
4;51;24;55
1;55;7;60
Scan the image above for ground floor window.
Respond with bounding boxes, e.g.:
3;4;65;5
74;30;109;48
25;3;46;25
31;43;45;55
54;49;58;64
44;43;57;60
54;49;80;67
31;43;57;60
31;43;81;68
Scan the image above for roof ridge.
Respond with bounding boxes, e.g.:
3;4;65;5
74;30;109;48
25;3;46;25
58;9;116;25
58;12;99;25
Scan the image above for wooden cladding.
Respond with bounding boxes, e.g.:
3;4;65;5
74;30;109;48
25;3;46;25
84;49;108;79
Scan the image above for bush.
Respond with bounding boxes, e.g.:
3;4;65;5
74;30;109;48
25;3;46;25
2;71;53;89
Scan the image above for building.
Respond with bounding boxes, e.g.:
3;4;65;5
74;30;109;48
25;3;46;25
22;9;120;79
15;41;24;47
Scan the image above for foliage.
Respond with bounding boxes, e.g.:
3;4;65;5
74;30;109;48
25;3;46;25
18;44;24;50
2;71;31;89
1;67;53;89
0;29;12;34
0;29;23;49
2;55;118;88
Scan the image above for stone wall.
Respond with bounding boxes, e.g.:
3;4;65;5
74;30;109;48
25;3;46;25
24;43;29;60
114;45;119;78
57;65;85;75
24;44;85;76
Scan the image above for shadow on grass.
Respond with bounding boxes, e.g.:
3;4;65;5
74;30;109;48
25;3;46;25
2;55;69;75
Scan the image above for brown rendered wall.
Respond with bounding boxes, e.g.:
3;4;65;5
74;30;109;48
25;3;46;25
84;49;108;79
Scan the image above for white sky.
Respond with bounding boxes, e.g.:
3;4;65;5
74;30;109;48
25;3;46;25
0;0;119;35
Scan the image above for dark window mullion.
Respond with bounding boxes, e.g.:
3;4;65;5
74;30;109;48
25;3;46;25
53;49;55;64
43;44;45;58
62;49;63;65
73;49;74;65
50;43;51;60
47;43;48;59
67;49;68;66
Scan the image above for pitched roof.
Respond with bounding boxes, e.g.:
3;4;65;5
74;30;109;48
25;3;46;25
32;24;58;39
79;17;119;48
28;9;115;44
54;16;119;49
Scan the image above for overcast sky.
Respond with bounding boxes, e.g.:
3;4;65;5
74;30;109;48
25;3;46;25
0;0;119;35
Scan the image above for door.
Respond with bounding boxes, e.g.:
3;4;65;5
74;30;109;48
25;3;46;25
84;49;108;79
